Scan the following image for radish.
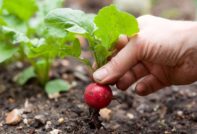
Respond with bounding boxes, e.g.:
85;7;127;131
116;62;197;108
84;83;112;109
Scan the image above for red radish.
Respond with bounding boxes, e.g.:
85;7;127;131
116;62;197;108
84;83;112;109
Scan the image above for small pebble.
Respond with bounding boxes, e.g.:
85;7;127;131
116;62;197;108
99;108;112;121
24;100;34;113
176;110;183;117
16;126;23;130
58;118;64;125
48;93;61;99
34;115;47;125
5;109;23;125
164;131;171;134
126;113;134;120
0;122;3;127
45;121;52;130
23;118;34;126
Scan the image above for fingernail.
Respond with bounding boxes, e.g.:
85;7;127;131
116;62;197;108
93;68;108;82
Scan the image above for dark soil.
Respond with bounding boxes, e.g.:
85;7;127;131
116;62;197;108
0;58;197;134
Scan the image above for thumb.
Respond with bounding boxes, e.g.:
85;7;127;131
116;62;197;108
93;37;139;84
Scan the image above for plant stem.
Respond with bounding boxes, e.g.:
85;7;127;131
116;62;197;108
34;58;51;86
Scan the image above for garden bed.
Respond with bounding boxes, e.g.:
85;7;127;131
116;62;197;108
0;59;197;134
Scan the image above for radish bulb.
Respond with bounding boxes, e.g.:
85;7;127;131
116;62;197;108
84;83;112;109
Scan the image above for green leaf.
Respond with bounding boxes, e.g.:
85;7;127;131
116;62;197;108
71;38;81;57
28;0;64;37
26;37;81;59
0;26;51;59
0;0;2;12
15;66;36;85
0;26;29;44
2;15;27;32
0;43;18;63
94;45;111;68
62;38;81;57
3;0;38;21
0;17;6;25
94;5;139;50
23;38;47;58
45;79;70;95
45;26;67;39
45;8;96;35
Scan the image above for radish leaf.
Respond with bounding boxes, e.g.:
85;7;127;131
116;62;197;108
45;8;96;35
15;66;36;85
94;5;139;50
0;43;18;63
45;79;70;95
3;0;38;21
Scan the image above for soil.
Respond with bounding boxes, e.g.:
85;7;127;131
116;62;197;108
0;58;197;134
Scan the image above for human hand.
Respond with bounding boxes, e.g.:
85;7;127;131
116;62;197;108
93;15;197;96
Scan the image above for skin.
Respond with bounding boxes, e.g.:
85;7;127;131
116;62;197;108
93;15;197;96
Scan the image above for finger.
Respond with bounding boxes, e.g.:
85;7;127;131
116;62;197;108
116;71;135;91
116;63;149;91
93;37;139;84
131;62;149;80
116;35;129;50
135;74;165;96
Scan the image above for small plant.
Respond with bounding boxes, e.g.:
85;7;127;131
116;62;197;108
0;0;74;96
45;4;139;128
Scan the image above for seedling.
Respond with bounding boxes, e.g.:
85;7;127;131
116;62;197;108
45;5;139;128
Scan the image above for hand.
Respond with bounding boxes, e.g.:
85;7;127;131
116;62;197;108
93;15;197;96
